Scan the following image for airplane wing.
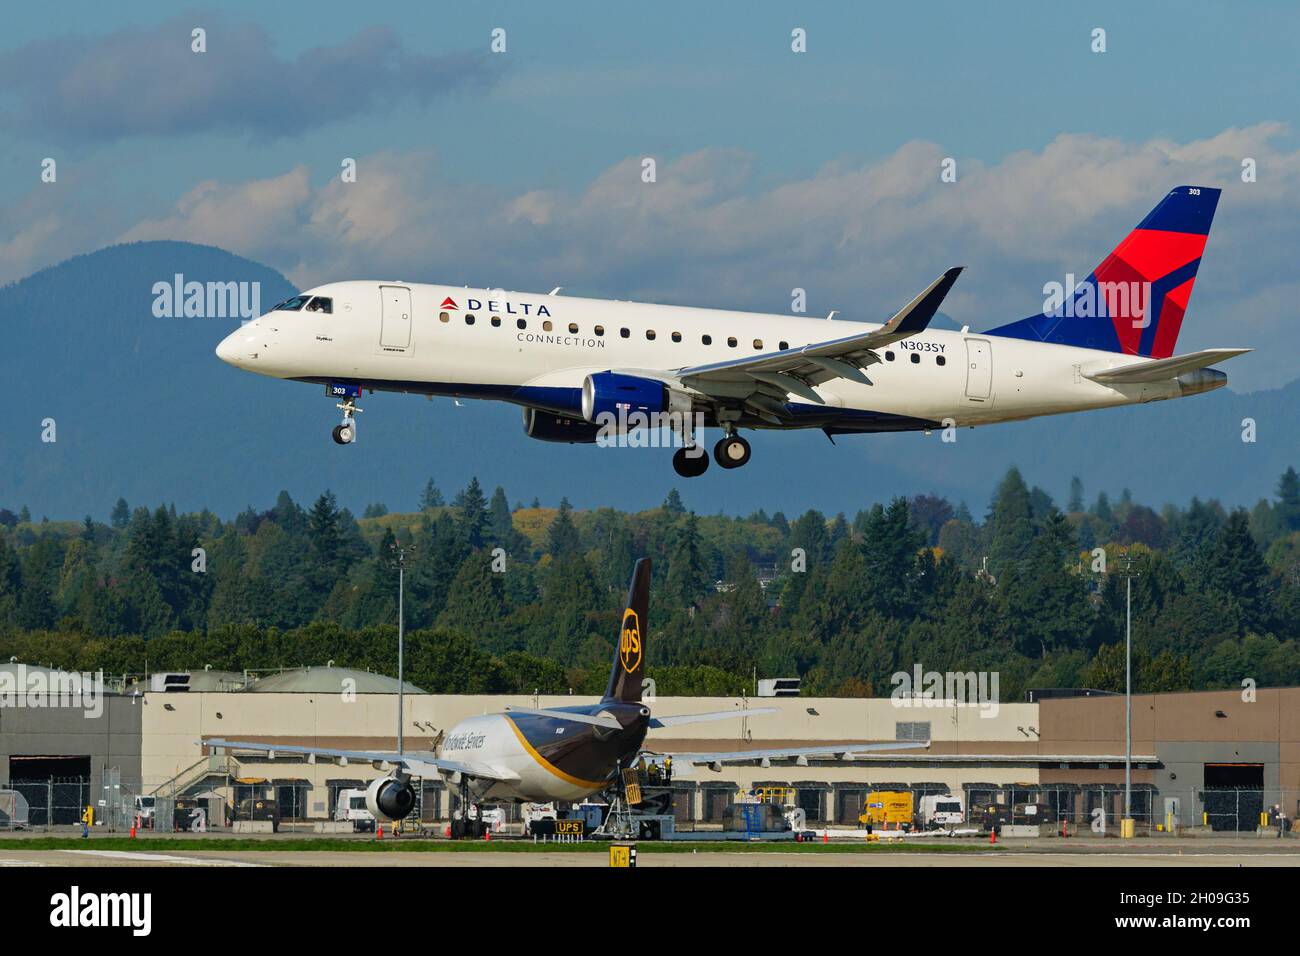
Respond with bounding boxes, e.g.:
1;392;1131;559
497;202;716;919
201;738;518;783
1083;347;1250;384
657;740;930;770
504;706;621;728
664;268;962;421
648;707;777;729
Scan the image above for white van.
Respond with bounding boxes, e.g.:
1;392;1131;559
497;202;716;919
335;789;376;831
134;795;157;827
919;793;965;829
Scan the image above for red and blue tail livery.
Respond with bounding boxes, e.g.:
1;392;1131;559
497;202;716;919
988;186;1220;358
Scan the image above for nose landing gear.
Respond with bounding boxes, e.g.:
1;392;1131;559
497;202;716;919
332;396;362;445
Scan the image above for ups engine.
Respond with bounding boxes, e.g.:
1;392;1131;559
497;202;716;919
365;775;416;821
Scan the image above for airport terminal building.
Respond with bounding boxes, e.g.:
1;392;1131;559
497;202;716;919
1;662;1295;832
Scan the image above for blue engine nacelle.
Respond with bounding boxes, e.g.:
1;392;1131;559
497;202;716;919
581;372;680;423
522;407;602;443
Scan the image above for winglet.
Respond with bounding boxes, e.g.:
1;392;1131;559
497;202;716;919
881;266;963;337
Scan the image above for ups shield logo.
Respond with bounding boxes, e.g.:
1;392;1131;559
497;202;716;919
620;608;642;674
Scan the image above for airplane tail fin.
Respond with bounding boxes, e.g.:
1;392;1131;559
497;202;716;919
603;558;650;704
987;186;1221;358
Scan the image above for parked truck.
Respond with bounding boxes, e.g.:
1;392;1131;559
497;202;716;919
859;791;914;831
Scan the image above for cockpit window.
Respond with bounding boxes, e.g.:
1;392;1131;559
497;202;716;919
305;296;333;314
271;295;312;311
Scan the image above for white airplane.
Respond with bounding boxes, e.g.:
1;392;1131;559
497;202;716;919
204;559;926;835
216;186;1247;477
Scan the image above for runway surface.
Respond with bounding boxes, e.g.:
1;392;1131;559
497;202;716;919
2;843;1298;867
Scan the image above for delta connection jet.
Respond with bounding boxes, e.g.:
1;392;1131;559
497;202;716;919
203;559;925;829
215;186;1247;477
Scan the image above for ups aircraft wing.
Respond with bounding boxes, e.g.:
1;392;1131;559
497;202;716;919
659;740;930;770
656;268;962;421
201;738;518;783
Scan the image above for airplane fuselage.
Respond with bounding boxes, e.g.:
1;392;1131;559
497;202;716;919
437;702;649;804
216;280;1224;436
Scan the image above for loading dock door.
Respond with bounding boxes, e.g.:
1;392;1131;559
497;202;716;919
964;338;992;400
1202;763;1264;832
379;286;412;350
8;756;92;826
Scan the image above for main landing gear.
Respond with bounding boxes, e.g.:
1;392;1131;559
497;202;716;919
672;444;710;478
671;429;753;477
714;434;751;469
331;396;362;445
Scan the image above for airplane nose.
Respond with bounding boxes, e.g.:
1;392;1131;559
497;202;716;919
215;331;239;365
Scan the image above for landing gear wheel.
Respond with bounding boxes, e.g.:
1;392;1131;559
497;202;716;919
332;423;355;445
672;445;710;478
714;435;751;469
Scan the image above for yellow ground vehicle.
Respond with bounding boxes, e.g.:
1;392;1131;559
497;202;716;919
859;791;914;831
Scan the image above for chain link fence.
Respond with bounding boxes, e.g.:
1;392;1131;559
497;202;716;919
2;771;1296;837
954;785;1292;835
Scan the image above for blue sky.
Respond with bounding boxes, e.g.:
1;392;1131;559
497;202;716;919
4;1;1300;386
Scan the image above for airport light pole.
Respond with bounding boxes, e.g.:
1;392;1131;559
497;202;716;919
388;543;415;756
1117;551;1140;835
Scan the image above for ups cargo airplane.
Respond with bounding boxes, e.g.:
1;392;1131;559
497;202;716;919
205;559;925;829
216;186;1247;477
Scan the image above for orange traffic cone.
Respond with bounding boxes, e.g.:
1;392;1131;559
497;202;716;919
990;827;997;845
485;828;491;841
823;830;828;844
377;824;384;840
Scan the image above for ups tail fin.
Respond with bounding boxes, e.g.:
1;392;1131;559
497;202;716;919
603;558;650;703
988;186;1220;358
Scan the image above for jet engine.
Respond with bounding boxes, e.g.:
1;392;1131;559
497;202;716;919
580;372;692;424
522;407;602;443
365;775;416;821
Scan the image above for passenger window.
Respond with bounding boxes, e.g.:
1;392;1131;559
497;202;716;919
466;314;476;325
439;312;450;323
518;319;527;330
671;331;682;343
885;351;895;361
727;337;738;348
936;355;946;366
910;353;920;364
702;334;712;345
305;297;332;314
620;328;630;338
595;325;605;336
542;320;552;332
646;330;656;341
569;323;579;334
779;341;789;350
491;316;501;327
753;339;763;350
